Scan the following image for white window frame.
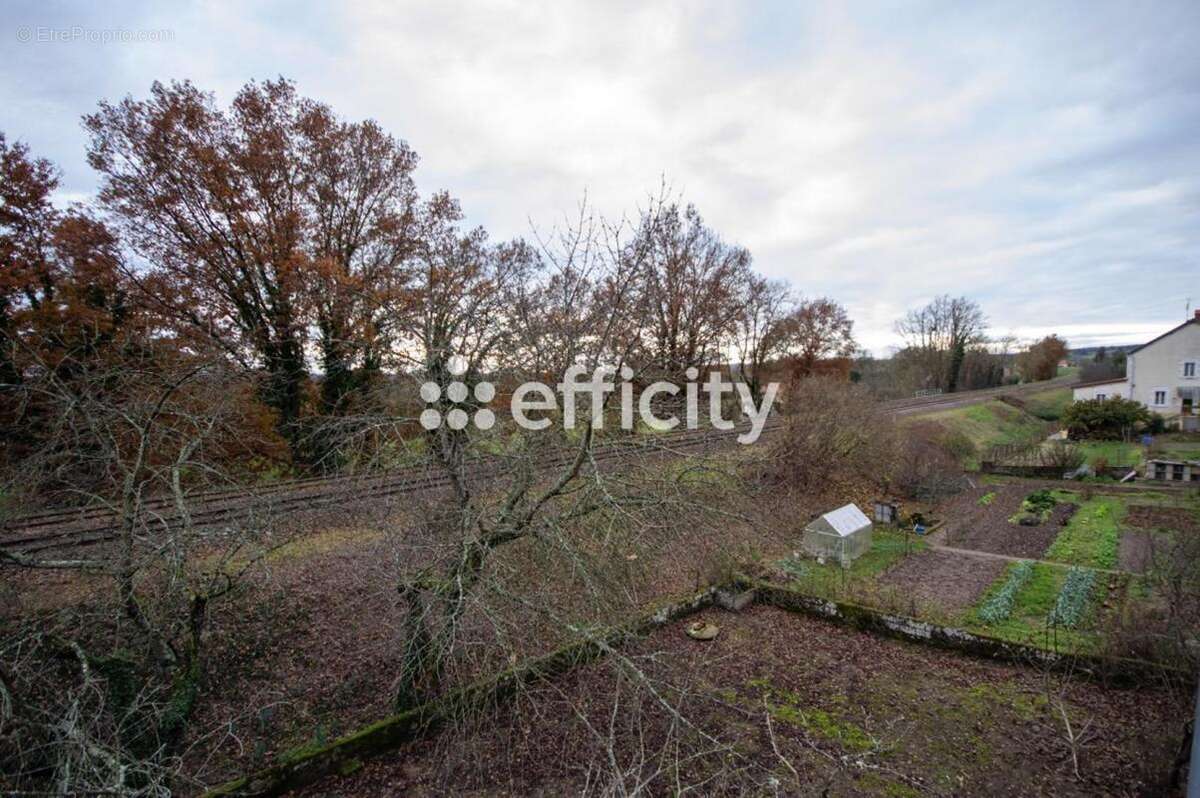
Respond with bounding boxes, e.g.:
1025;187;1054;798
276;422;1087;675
1184;361;1197;379
1151;388;1169;407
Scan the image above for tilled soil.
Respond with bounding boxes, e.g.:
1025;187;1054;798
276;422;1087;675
304;605;1186;797
878;549;1007;614
1118;529;1158;572
939;484;1074;559
1125;505;1200;533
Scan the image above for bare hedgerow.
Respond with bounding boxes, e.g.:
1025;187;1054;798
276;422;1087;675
764;376;899;497
889;421;968;502
0;345;280;795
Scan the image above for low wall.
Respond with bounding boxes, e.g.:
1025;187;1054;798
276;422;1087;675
980;463;1066;478
980;463;1136;480
752;581;1180;686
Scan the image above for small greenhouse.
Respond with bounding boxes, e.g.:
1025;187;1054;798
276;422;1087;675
802;503;873;566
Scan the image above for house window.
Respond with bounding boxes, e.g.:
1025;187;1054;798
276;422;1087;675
1184;361;1196;378
1096;393;1106;401
1172;464;1185;480
1152;389;1168;406
1154;464;1167;480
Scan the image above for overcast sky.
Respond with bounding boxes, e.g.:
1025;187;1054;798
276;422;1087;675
3;1;1199;354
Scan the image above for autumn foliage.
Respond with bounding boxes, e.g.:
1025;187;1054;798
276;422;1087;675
4;78;869;480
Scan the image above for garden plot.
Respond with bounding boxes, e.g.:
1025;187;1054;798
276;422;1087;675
1125;505;1200;534
308;605;1185;797
1120;502;1200;572
965;560;1125;652
877;549;1007;616
938;484;1074;559
1118;530;1158;572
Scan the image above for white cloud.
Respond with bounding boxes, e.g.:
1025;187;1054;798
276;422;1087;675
3;0;1199;355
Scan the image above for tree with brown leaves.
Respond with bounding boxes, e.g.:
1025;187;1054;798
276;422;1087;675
84;79;429;455
1016;334;1069;383
783;297;857;379
0;134;141;469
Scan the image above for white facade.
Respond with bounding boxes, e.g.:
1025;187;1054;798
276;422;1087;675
1071;378;1129;402
1073;315;1200;430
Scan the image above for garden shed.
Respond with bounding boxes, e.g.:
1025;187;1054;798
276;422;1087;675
803;503;873;566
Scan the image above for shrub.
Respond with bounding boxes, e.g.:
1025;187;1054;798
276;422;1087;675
1010;489;1056;525
891;421;968;501
1023;489;1057;516
1047;567;1096;628
1037;442;1085;471
1062;397;1151;440
767;377;899;494
978;561;1034;624
940;429;977;462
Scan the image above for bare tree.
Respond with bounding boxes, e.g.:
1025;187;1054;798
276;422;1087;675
0;345;277;795
895;295;986;393
626;198;751;383
390;202;652;708
732;276;793;404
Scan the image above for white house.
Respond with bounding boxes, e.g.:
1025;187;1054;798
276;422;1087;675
1072;311;1200;431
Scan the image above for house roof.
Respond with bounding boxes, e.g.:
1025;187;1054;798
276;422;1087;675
810;503;871;537
1072;377;1128;389
1128;317;1199;356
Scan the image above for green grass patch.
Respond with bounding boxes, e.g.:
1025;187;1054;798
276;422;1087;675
1152;441;1200;461
1044;496;1123;569
748;679;872;753
906;400;1048;468
974;562;1059;628
776;527;923;597
1023;388;1072;421
1075;440;1143;467
977;491;996;506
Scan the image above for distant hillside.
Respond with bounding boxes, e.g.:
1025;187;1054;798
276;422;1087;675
1068;344;1139;362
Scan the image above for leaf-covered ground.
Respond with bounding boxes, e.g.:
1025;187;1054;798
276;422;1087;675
308;605;1186;797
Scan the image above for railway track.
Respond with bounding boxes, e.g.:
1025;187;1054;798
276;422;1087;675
1;376;1072;555
1;424;761;555
881;375;1074;415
